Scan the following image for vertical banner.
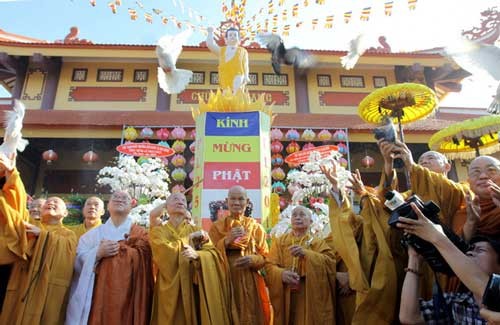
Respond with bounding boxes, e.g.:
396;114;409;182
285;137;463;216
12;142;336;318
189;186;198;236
192;111;271;230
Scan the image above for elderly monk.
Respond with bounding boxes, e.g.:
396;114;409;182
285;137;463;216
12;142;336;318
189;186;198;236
69;196;104;240
28;198;45;223
150;192;237;324
206;26;249;94
0;195;77;325
66;191;153;325
265;205;336;324
209;185;270;325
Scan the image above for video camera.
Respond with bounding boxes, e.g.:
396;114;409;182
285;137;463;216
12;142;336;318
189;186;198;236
385;191;470;275
483;273;500;312
373;116;404;168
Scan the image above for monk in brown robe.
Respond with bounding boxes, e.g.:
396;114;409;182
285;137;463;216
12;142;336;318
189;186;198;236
150;192;237;324
209;185;270;325
1;195;77;325
65;190;153;325
68;196;104;240
265;205;336;325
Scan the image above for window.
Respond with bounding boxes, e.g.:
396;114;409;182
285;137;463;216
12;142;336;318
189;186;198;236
263;73;288;86
340;75;365;88
317;74;332;87
373;76;388;88
72;68;88;82
210;72;219;85
189;71;205;84
133;69;149;82
97;69;123;82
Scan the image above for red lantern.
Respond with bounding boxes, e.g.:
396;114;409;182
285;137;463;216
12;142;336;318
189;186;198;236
82;150;99;164
361;155;375;168
42;150;58;165
271;140;284;153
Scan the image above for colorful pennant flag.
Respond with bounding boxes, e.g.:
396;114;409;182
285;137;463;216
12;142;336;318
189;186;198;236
311;18;318;30
279;0;285;5
153;8;163;15
360;7;371;21
90;0;96;6
408;0;417;10
273;14;278;27
292;3;299;17
324;15;334;28
145;12;153;23
161;16;168;24
282;9;287;21
108;2;117;13
272;26;278;33
303;0;309;7
135;0;143;9
344;11;352;23
268;0;274;14
128;8;137;20
296;21;303;28
282;24;290;36
384;1;394;16
315;0;325;4
115;0;121;6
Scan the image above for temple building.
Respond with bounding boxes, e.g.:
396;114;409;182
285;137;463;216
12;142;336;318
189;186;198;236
0;12;498;199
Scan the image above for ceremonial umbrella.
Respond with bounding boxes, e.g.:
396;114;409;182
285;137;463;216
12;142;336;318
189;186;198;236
428;115;500;160
358;83;438;141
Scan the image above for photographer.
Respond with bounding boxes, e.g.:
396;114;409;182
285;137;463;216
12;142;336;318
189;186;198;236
398;203;500;324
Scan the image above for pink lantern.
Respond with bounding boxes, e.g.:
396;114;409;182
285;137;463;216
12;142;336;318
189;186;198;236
301;128;316;141
271;140;284;153
285;129;300;141
156;128;170;140
302;142;315;150
333;130;347;142
271;167;286;181
287;182;300;196
189;141;196;153
188;129;196;139
172;140;186;153
286;141;301;154
82;150;99;164
171;127;186;140
42;149;58;165
171;184;186;193
270;128;283;141
140;127;154;140
279;197;288;210
318;129;332;141
337;142;348;155
361;155;375;168
339;157;348;168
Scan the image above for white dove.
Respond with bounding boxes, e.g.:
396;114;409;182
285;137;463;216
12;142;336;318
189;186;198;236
445;39;500;114
0;99;29;157
341;34;391;70
156;28;193;94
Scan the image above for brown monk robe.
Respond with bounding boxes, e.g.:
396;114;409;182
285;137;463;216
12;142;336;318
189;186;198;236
265;206;336;325
209;186;270;325
65;191;153;325
150;193;237;325
0;196;77;325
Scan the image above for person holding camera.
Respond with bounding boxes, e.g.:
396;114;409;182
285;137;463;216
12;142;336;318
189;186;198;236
398;203;500;324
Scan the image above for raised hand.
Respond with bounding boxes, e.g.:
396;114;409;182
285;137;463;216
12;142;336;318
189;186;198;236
347;169;366;196
319;160;339;192
396;202;446;245
488;180;500;208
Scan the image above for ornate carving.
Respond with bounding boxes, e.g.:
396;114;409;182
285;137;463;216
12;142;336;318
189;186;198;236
55;26;93;45
366;36;392;53
461;7;500;44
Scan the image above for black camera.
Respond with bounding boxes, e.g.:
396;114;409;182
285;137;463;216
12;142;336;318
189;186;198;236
483;273;500;312
373;117;404;168
386;193;470;275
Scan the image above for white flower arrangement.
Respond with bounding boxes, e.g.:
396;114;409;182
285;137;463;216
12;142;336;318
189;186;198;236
271;150;350;239
97;155;171;227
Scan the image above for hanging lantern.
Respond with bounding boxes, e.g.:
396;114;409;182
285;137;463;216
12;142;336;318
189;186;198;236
42;149;58;165
361;155;375;168
271;140;284;153
271;167;286;181
188;129;196;140
156;128;170;140
287;182;300;196
140;127;154;140
333;130;348;142
301;128;316;141
158;141;170;148
339;157;348;168
337;142;348;155
285;129;300;141
171;168;187;182
271;181;286;194
171;127;186;140
123;127;138;141
318;129;332;141
286;140;301;154
302;142;315;150
279;196;288;210
172;140;186;153
171;154;186;167
271;153;284;167
270;128;283;140
189;141;196;153
82;150;99;164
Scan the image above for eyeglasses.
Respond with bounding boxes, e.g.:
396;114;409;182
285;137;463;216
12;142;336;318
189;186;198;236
469;166;500;179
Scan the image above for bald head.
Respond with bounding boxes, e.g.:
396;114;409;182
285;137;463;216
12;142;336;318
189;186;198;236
107;191;132;218
41;197;68;224
468;156;500;199
226;185;249;217
291;206;312;233
29;198;46;220
165;193;188;217
83;196;105;226
418;151;450;175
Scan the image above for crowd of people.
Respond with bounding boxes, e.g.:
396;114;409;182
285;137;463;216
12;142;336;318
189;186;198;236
0;137;500;324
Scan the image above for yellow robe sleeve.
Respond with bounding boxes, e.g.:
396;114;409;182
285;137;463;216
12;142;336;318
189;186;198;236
0;168;30;264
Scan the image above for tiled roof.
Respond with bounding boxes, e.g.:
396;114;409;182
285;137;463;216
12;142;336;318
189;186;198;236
0;29;47;43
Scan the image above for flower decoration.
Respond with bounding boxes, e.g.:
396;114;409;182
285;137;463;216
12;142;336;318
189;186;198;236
337;142;348;155
317;129;332;141
189;141;196;153
172;140;186;153
171;154;186;167
97;155;170;227
158;141;170;148
287;182;300;196
272;181;286;194
271;153;284;167
156;128;170;140
333;130;347;142
285;129;300;141
140;127;154;140
171;127;187;140
171;184;186;193
302;142;315;150
271;140;284;153
271;128;283;141
271;167;286;181
301;128;316;141
286;141;301;154
171;168;187;182
279;197;288;210
123;127;138;141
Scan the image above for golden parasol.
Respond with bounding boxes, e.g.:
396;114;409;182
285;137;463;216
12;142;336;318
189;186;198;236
358;83;438;141
429;115;500;160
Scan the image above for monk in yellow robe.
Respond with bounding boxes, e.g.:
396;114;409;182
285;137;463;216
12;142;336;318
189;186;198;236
265;205;336;325
28;198;45;224
206;26;249;94
209;185;270;325
150;192;237;325
68;196;104;240
0;196;77;325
